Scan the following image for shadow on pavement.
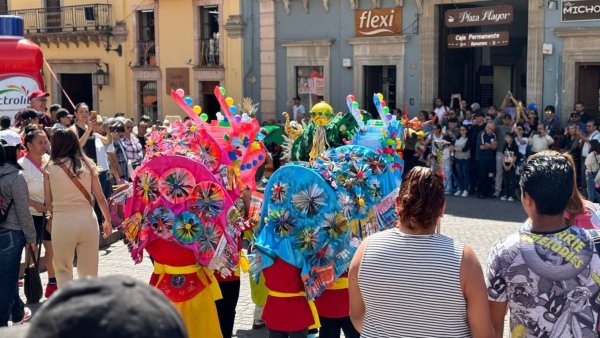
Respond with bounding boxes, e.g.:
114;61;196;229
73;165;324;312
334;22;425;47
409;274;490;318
235;328;267;337
444;195;527;223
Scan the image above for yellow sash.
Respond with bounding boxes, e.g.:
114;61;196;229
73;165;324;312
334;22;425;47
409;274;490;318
153;262;222;301
268;290;321;329
327;277;348;290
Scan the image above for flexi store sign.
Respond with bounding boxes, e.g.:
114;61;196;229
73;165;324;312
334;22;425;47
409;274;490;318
355;7;402;37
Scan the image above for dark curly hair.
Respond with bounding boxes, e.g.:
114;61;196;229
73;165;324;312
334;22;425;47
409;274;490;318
396;166;445;229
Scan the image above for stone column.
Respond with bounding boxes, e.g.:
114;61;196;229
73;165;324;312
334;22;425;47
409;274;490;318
526;0;544;108
259;0;276;121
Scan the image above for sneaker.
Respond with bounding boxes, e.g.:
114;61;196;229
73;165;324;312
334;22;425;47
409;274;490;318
493;192;500;198
508;197;514;202
252;319;265;330
18;307;32;324
444;191;451;195
454;190;462;196
500;196;507;201
45;283;58;298
461;190;469;197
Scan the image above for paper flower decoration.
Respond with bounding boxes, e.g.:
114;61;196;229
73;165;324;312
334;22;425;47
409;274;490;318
348;162;370;187
321;213;348;239
336;150;362;163
135;169;160;204
337;191;355;218
367;177;382;201
197;222;223;255
146;206;175;239
292;184;326;217
196;138;222;172
295;226;321;253
189;182;225;219
268;209;295;236
270;181;289;204
353;190;368;215
308;242;335;266
158;168;196;204
365;155;387;175
173;212;202;244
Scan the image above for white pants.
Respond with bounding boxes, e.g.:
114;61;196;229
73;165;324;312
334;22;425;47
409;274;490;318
495;152;503;194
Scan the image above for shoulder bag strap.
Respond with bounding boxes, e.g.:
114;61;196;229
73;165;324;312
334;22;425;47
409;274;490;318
59;164;93;207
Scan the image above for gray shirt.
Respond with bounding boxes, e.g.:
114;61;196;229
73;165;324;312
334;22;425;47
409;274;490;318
0;164;36;244
496;125;511;153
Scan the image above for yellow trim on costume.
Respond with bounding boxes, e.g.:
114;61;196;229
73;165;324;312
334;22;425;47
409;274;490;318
239;251;250;273
327;277;348;290
153;263;201;275
152;262;222;301
268;290;321;329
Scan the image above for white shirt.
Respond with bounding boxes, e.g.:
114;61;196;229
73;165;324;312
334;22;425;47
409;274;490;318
583;130;600;157
516;136;528;156
95;134;114;172
292;104;305;121
434;106;448;122
18;154;49;216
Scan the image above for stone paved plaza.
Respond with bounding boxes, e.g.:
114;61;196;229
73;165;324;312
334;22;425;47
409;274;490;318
18;195;525;337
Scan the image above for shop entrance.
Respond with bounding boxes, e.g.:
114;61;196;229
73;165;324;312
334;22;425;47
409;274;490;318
363;65;397;117
200;81;220;121
60;73;93;112
576;64;600;120
437;1;529;109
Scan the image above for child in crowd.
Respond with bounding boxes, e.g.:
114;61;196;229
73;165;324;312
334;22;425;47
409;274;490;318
500;133;520;201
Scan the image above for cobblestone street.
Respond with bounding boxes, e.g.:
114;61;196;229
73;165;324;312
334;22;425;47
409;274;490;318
20;195;526;337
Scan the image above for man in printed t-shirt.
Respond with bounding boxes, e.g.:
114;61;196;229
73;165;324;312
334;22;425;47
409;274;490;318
486;150;600;338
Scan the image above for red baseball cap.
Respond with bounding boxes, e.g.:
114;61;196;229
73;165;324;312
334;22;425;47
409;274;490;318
28;89;50;101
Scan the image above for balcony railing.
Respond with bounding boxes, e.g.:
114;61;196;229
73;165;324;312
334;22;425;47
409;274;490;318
8;4;112;35
200;37;220;67
137;40;157;67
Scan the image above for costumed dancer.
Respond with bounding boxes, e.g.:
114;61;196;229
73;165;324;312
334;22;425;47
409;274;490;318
117;87;264;338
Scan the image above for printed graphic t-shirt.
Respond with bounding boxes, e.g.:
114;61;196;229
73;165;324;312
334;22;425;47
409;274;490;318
486;225;600;338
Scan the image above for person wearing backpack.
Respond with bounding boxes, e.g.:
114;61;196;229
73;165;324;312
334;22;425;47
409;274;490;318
0;130;36;327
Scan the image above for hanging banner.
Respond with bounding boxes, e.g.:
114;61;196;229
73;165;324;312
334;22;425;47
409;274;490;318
448;31;510;48
445;5;513;27
562;0;600;22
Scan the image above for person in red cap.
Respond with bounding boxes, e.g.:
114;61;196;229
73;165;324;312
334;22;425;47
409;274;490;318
27;90;54;128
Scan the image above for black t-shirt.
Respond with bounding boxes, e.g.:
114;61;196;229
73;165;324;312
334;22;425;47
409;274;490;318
137;135;147;149
468;123;486;155
75;124;97;163
503;142;521;165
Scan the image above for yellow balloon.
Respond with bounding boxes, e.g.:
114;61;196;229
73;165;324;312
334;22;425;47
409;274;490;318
225;97;234;106
192;105;202;114
377;93;384;101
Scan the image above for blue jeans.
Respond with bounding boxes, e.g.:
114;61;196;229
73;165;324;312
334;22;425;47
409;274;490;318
0;228;25;326
586;171;600;203
442;160;454;193
455;159;470;192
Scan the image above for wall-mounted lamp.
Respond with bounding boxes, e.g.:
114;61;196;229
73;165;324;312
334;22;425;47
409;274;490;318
92;63;109;90
548;0;558;10
101;33;123;57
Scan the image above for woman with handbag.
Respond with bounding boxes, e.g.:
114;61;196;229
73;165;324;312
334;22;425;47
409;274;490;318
44;129;112;287
18;129;57;298
0;130;36;326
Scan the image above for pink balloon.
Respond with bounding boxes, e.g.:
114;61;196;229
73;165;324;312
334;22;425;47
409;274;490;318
348;95;355;101
175;88;185;97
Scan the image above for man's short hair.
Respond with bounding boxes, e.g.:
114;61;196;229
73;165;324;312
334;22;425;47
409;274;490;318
49;104;61;114
139;115;152;124
448;118;458;124
520;151;573;216
0;116;10;129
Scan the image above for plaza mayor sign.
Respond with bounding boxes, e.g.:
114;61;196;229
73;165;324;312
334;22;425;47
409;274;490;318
355;7;402;37
562;0;600;22
445;5;513;27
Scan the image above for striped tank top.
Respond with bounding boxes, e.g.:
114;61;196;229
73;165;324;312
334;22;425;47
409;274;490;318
358;228;470;338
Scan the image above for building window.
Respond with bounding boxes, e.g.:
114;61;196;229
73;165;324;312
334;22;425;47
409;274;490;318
198;6;219;67
296;66;324;109
138;81;158;122
0;0;8;14
137;10;156;66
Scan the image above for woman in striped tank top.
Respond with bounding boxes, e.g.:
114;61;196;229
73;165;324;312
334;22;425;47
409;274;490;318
348;167;494;338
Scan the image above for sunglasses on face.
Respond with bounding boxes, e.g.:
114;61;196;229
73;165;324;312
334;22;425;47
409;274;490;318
310;111;334;119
